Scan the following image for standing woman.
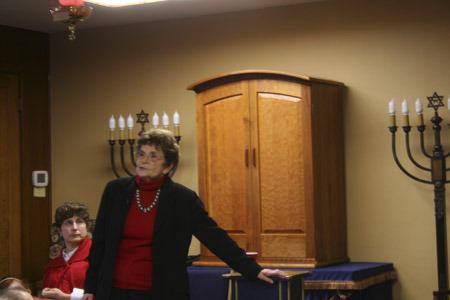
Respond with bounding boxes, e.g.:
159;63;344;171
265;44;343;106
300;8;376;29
83;129;284;300
42;203;91;300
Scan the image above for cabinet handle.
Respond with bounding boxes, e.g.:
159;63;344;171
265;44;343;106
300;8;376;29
252;148;257;167
245;149;249;167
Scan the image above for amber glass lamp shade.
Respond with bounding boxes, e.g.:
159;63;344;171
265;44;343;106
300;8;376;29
58;0;85;5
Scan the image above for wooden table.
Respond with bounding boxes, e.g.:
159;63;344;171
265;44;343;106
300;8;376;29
222;270;311;300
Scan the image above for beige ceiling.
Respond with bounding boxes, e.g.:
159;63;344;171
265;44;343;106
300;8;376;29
0;0;323;33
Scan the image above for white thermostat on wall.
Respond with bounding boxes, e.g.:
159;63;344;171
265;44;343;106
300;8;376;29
32;170;49;187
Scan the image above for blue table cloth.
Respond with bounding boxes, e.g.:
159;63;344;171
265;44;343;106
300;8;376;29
188;262;396;300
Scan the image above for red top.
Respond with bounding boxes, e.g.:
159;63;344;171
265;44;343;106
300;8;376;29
43;238;91;293
112;176;164;290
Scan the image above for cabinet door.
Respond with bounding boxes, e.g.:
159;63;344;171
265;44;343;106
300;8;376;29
197;81;253;256
250;80;307;260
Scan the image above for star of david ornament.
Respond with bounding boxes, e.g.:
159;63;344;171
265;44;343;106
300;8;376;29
136;109;149;135
427;92;444;111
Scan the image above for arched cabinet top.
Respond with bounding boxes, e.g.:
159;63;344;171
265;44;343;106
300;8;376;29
187;69;343;93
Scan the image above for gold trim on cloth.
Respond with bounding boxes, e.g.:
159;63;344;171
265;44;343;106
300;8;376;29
304;270;397;290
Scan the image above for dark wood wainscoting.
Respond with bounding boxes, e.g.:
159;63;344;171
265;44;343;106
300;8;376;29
0;25;51;286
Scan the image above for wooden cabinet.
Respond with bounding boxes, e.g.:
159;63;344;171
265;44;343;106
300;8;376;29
188;70;347;267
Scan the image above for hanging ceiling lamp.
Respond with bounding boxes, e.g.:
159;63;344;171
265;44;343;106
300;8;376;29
50;0;93;40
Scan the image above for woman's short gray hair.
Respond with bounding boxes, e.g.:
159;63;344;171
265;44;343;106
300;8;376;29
138;129;179;177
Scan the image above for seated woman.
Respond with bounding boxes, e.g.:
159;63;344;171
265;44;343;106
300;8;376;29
41;203;91;300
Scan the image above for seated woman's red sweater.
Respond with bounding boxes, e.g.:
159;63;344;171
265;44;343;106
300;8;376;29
43;237;91;293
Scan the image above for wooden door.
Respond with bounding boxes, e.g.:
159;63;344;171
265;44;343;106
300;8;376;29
197;81;254;259
249;79;307;261
0;73;22;277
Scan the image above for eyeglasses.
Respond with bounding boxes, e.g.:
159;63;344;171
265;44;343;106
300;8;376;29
135;150;165;162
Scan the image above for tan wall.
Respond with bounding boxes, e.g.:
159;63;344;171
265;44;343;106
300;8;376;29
50;0;450;299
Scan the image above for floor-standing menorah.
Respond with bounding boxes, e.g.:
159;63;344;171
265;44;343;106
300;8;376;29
389;92;450;300
108;109;181;178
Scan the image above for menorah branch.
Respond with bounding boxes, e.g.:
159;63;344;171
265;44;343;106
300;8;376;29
390;126;432;184
128;139;136;167
403;126;431;171
119;140;134;176
108;140;121;179
418;125;433;158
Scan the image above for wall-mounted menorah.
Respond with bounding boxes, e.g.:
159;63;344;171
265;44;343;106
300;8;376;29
389;92;450;300
108;109;181;178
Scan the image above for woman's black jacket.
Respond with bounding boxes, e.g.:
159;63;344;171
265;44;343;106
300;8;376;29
84;176;262;300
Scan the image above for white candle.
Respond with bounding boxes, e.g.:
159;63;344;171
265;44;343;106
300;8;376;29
118;115;125;130
109;115;116;140
388;99;395;115
401;99;410;126
127;114;134;129
388;100;396;127
117;115;125;140
126;114;134;140
173;111;180;125
162;112;169;128
109;115;116;130
401;99;409;115
152;112;159;128
448;97;450;110
415;98;423;114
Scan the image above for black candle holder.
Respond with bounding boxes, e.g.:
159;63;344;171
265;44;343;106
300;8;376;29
389;92;450;300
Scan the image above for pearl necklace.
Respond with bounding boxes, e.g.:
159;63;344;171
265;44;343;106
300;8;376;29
135;188;160;213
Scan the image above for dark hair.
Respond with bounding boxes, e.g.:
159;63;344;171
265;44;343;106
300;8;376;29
137;129;179;177
54;202;89;228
